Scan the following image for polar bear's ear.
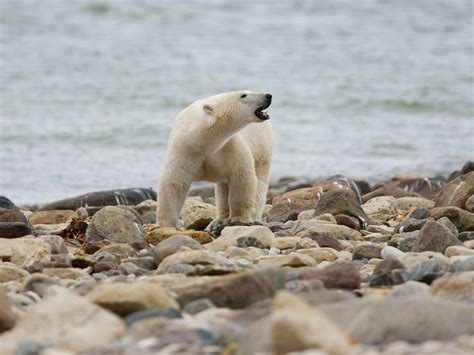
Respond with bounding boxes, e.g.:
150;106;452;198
203;105;214;115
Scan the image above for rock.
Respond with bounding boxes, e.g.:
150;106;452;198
318;295;474;344
297;209;315;220
363;184;421;201
394;177;445;199
33;222;69;235
413;219;462;253
466;195;474;212
180;199;216;230
0;237;51;268
410;207;430;219
188;185;215;201
270;237;301;250
152;235;203;265
308;234;343;251
295;222;362;241
0;287;125;352
87;282;178;316
0;288;16;332
38;187;157;213
455;256;474;272
429;206;474;232
396;197;435;210
458;231;474;242
390;280;430;297
313;189;369;224
435;172;474;209
85;206;148;250
0;207;33;238
92;244;138;262
394;232;419;252
361;196;397;222
395;218;429;233
437;216;460;235
431;273;474;302
145;226;212;245
236;236;265;248
298;247;339;263
173;267;287;309
258;253;317;268
123;256;156;270
271;291;353;354
408;259;451;284
0;263;30;282
335;214;362;230
133;199;157;215
42;268;93;280
368;259;405;286
353;243;382;260
205;225;275;252
37;235;67;254
22;274;60;297
292;262;361;290
123;308;182;326
156;249;253;275
445;245;474;257
381;246;405;261
29;210;77;225
183;298;216;315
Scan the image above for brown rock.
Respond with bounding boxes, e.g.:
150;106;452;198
174;268;287;309
29;210;78;225
431;274;474;302
180;199;216;230
412;220;462;253
268;187;322;223
146;226;212;245
0;208;33;238
429;206;474;232
0;288;16;332
306;234;343;251
435;172;474;209
314;189;369;223
353;244;382;260
394;177;445;199
92;243;138;260
37;235;67;254
295;262;361;290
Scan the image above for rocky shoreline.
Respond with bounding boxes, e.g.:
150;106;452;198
0;162;473;354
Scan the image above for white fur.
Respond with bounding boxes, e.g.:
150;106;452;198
156;90;274;228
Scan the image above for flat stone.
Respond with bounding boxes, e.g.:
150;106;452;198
271;291;352;354
292;262;361;290
146;226;212;245
396;197;435;210
87;282;179;316
0;286;125;353
156;249;254;275
29;210;78;225
205;225;275;252
412;220;462;253
258;253;317;268
445;246;474;257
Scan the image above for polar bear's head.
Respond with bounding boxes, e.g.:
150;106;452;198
200;90;272;125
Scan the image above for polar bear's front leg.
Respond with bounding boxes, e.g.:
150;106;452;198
228;172;258;224
215;183;230;219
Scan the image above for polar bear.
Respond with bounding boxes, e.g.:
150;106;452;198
156;90;274;228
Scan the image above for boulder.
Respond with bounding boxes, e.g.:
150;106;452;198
85;206;148;250
412;219;462;253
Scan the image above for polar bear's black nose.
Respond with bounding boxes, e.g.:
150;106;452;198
266;94;272;99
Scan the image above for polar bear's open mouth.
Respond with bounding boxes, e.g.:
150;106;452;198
255;101;271;121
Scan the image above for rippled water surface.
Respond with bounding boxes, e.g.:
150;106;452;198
1;0;473;204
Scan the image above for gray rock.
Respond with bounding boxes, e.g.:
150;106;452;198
37;235;67;254
412;220;462;253
353;243;382;260
455;256;474;272
437;216;459;236
318;296;474;344
395;218;428;233
368;259;406;286
124;308;182;326
407;259;452;284
183;298;216;315
0;206;33;239
85;206;148;250
152;235;203;265
390;281;430;298
458;231;474;242
124;256;156;270
466;194;474;212
236;236;265;248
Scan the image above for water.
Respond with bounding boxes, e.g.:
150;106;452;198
0;0;472;205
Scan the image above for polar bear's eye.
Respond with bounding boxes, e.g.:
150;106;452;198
240;94;247;98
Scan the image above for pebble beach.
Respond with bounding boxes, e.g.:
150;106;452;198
0;162;473;354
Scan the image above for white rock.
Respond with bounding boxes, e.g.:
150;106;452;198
0;236;51;268
445;246;474;257
362;196;397;217
381;246;406;261
272;237;301;250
